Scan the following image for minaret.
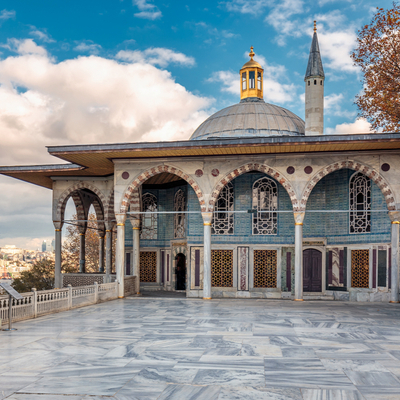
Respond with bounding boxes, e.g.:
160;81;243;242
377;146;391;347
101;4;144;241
240;47;264;101
305;21;324;135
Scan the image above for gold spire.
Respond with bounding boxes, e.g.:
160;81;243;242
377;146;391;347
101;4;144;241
314;20;317;32
249;46;255;60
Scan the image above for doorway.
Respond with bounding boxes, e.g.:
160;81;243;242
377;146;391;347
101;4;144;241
303;249;322;292
175;253;186;290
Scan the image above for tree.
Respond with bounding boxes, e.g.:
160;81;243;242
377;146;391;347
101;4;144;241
11;259;75;292
351;3;400;132
62;213;116;273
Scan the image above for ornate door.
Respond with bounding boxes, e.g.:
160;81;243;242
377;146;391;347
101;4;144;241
303;249;322;292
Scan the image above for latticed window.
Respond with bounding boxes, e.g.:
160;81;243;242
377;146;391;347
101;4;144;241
174;189;186;239
141;192;157;240
212;182;234;235
349;172;371;234
252;177;277;235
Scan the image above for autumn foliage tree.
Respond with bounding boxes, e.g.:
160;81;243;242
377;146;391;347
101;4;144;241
351;3;400;132
63;213;100;272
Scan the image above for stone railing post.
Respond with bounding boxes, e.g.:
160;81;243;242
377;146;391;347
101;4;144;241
94;282;99;303
67;284;73;309
31;288;37;318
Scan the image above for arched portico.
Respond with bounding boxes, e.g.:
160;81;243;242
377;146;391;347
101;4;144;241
115;164;207;298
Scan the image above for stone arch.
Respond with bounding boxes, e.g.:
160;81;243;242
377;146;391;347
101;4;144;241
119;165;205;214
91;198;105;231
208;163;299;212
300;160;396;211
173;246;187;257
104;189;115;223
56;182;107;222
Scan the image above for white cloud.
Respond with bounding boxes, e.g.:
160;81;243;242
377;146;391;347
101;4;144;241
0;9;15;22
208;70;239;94
116;47;195;67
325;118;372;134
324;93;356;118
74;41;102;55
225;0;272;15
29;27;55;43
318;29;358;72
0;46;211;248
3;38;47;56
265;0;304;45
133;0;162;20
194;22;238;44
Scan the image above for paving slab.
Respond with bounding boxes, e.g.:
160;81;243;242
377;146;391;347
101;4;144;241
1;297;400;399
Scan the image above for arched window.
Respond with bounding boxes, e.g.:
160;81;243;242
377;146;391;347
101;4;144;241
212;182;234;235
242;72;247;90
174;189;186;238
141;192;158;239
349;172;371;233
252;177;277;235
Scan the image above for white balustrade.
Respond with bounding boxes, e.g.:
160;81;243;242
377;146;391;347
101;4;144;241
0;280;120;325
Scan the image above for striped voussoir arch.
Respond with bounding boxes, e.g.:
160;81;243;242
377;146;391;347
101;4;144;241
173;246;187;257
208;163;299;212
300;160;396;211
57;182;107;222
120;165;205;214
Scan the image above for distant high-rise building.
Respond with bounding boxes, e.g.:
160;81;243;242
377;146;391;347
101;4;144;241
42;240;47;252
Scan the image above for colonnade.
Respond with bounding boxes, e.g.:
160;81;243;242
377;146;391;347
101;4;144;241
52;193;400;304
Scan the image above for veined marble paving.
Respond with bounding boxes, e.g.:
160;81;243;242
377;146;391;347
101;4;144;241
1;297;400;399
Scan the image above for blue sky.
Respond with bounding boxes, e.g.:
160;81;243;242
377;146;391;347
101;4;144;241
0;0;394;249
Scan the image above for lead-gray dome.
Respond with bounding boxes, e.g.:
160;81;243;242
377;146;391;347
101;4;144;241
190;99;305;140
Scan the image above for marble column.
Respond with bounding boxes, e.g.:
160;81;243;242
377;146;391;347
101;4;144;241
53;221;63;289
131;218;141;294
294;212;305;301
389;211;400;303
99;232;105;273
105;222;113;282
202;212;212;300
78;226;86;273
115;213;126;298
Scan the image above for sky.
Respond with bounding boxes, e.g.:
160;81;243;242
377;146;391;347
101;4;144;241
0;0;393;250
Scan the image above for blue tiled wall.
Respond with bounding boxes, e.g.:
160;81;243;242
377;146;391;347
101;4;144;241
125;185;187;248
303;169;390;244
126;169;391;248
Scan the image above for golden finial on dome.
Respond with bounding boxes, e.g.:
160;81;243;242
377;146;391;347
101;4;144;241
249;46;255;60
314;20;317;32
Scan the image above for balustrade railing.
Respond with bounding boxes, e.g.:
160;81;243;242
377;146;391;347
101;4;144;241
0;281;119;326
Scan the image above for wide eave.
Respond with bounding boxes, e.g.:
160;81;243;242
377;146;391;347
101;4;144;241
1;133;400;189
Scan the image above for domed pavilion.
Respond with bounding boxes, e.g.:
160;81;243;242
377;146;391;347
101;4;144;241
2;25;400;303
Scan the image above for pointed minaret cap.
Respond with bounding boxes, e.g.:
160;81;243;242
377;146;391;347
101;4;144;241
305;21;324;80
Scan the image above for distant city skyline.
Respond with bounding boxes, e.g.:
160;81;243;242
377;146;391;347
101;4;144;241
0;0;393;248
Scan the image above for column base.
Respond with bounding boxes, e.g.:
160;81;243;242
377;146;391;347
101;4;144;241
294;299;304;301
118;296;124;299
389;300;400;303
203;297;212;300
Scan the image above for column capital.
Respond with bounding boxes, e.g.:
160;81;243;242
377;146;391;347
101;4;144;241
53;221;64;230
115;213;127;225
129;217;141;229
388;211;400;223
293;212;305;225
201;212;213;225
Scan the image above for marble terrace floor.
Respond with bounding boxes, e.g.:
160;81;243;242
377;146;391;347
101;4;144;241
1;298;400;400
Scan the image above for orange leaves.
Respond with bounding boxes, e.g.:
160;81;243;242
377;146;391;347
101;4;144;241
351;3;400;132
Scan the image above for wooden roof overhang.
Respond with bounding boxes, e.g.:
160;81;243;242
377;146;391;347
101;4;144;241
1;133;400;189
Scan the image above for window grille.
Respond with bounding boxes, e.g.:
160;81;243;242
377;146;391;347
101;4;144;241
212;182;234;235
174;189;186;238
349;172;371;233
242;72;247;90
257;72;262;90
141;192;158;239
252;177;277;235
249;71;255;89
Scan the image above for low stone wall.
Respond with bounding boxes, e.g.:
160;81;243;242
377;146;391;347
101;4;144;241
124;276;137;296
0;281;118;325
62;273;106;287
